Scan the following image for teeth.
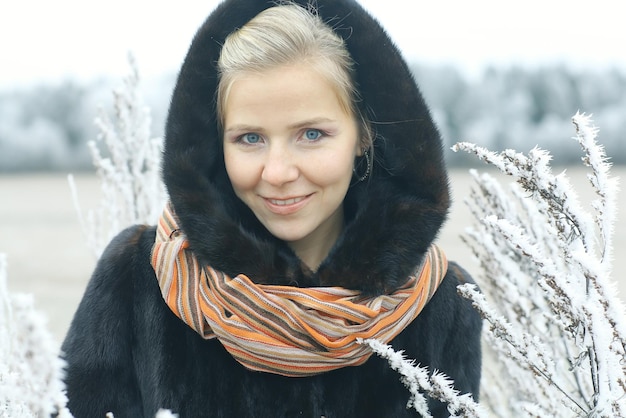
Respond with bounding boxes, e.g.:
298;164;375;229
269;197;305;206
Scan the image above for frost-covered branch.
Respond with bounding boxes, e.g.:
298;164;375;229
106;409;178;418
0;254;73;417
1;59;177;418
358;338;487;417
453;113;626;417
69;54;166;258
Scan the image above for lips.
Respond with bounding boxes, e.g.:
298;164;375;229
263;194;311;215
268;196;306;206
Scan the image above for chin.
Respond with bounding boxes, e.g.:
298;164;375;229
265;227;308;243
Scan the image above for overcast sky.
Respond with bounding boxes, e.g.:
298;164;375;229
1;0;624;89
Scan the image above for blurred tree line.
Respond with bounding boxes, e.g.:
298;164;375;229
0;64;624;172
414;65;626;165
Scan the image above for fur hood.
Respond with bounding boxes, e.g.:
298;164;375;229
162;0;450;295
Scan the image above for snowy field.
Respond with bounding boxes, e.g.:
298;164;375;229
1;166;624;342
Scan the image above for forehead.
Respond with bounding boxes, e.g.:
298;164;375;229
223;64;353;127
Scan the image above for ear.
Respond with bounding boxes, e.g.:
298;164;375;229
355;129;367;157
354;113;372;157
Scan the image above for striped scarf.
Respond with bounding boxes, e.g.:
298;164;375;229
151;202;447;377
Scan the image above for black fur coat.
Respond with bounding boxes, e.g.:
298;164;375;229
61;0;482;416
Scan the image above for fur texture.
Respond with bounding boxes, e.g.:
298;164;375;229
62;1;482;416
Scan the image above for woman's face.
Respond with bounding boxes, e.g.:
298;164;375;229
222;64;361;269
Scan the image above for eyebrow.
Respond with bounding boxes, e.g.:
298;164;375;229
288;117;337;129
224;117;337;133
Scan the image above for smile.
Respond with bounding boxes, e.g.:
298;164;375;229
268;196;306;206
263;194;312;215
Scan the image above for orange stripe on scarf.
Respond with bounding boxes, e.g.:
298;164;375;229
151;202;447;377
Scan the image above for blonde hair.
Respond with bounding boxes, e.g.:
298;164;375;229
217;4;373;150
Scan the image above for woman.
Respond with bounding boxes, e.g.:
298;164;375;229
62;1;482;417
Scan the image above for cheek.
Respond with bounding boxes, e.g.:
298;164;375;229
305;152;355;187
223;150;258;192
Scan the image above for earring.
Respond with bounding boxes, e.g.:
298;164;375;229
353;148;371;182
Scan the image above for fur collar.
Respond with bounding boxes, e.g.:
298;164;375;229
162;0;449;295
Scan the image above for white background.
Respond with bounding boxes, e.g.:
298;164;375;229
1;0;624;88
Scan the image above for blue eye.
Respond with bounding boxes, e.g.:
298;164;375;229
304;129;322;141
241;133;261;144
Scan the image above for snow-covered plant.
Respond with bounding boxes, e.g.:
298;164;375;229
1;254;178;418
359;338;487;417
106;409;178;418
0;254;73;417
0;58;178;418
451;113;626;417
361;113;623;417
69;54;166;258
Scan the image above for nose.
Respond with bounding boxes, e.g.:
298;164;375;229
261;143;299;186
